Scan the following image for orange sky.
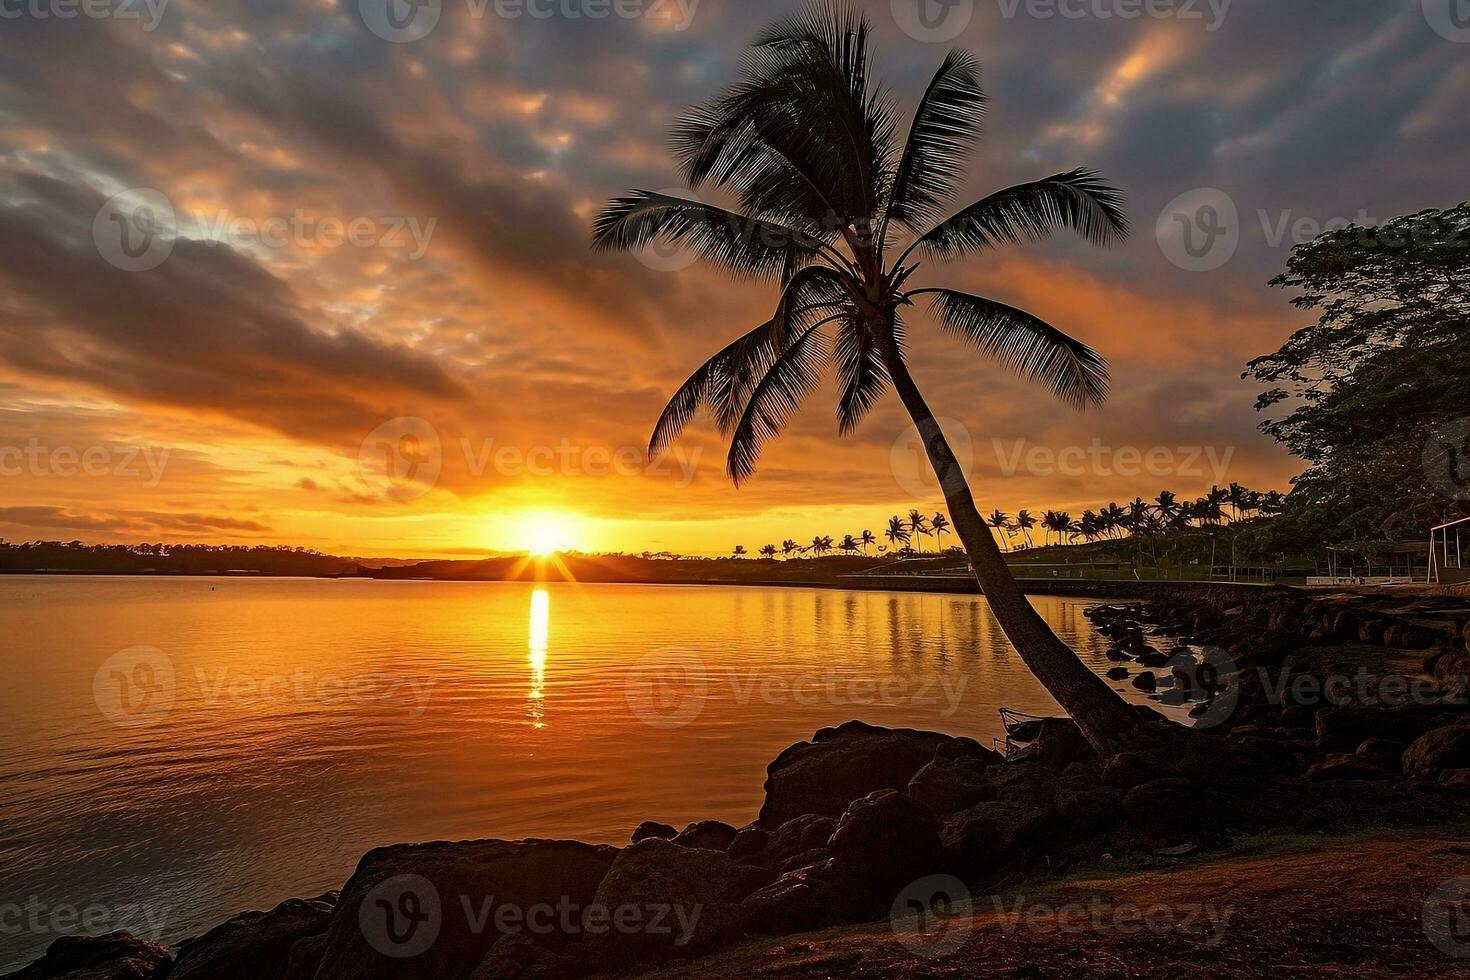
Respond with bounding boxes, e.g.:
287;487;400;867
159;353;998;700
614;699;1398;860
2;2;1466;557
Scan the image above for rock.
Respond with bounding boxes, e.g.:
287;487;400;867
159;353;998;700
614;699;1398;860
939;801;1049;873
827;790;941;888
761;814;839;869
1106;667;1129;680
1132;671;1157;692
1438;769;1470;788
1431;648;1470;693
1102;751;1166;790
1355;738;1405;771
1384;623;1440;650
1009;719;1095;770
630;822;677;843
740;860;864;936
313;839;617;980
1052;783;1124;830
758;721;953;826
1305;754;1392;781
1403;724;1470;777
725;825;771;862
1154;843;1199;857
1135;648;1171;668
585;838;771;964
906;751;1000;816
467;934;577;980
1122;778;1195;828
671;820;737;852
171;894;336;980
2;933;171;980
779;847;832;873
282;934;327;980
1314;706;1419;750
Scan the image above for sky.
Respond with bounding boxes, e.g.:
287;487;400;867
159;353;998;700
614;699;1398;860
0;0;1466;557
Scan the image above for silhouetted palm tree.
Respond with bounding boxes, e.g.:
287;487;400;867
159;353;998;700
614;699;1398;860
810;535;833;557
1015;509;1037;549
908;509;932;554
931;513;951;552
595;4;1137;751
759;543;779;559
885;515;911;552
839;533;860;555
860;529;876;554
988;509;1011;551
732;544;747;558
781;538;801;558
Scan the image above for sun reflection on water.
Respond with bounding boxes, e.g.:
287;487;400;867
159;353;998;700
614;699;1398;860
527;588;549;729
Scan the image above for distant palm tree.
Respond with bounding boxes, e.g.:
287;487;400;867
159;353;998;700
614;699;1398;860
931;513;951;552
1154;491;1179;524
987;509;1011;551
759;543;779;559
595;4;1138;751
781;538;801;558
732;544;747;558
907;509;932;554
1015;510;1037;549
810;535;833;557
1102;502;1126;539
839;533;860;555
885;515;911;552
860;529;876;554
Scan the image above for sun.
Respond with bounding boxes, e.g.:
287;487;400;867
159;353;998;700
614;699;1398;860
518;512;580;557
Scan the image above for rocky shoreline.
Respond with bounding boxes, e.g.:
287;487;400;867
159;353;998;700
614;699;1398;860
11;588;1470;980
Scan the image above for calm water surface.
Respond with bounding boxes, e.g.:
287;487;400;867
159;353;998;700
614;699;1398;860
0;576;1167;967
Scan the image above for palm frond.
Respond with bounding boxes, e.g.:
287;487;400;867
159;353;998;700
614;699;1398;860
591;190;820;279
834;314;890;435
884;50;987;237
912;169;1129;259
728;321;832;485
918;288;1110;409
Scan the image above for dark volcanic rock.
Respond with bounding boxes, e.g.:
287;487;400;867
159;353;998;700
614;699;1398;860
1403;724;1470;777
1355;738;1405;771
759;814;839;869
906;750;1000;816
313;839;618;980
1009;718;1095;770
171;894;335;980
281;934;327;980
1106;666;1129;680
671;820;737;852
1132;671;1158;692
467;934;577;980
939;800;1050;873
585;838;771;964
0;935;169;980
741;860;866;936
758;721;953;826
2;933;171;980
827;790;941;888
1305;754;1392;781
630;822;677;843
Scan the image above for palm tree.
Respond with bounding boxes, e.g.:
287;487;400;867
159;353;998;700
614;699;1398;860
1015;509;1037;549
1102;502;1126;539
884;515;911;552
732;544;747;558
1225;482;1248;523
839;533;860;555
931;513;951;552
907;509;932;554
781;538;801;558
860;529;876;554
810;535;833;557
987;509;1011;551
1154;490;1179;525
759;543;779;559
594;5;1138;752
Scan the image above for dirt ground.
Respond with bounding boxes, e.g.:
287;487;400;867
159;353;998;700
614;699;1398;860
621;827;1470;979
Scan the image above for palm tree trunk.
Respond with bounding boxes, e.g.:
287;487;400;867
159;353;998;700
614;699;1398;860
880;336;1140;754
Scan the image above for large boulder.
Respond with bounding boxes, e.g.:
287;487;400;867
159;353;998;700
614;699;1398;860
312;839;617;980
740;859;866;936
670;821;737;852
939;800;1049;874
906;746;1001;816
467;934;577;980
584;838;770;964
758;814;838;869
826;790;941;889
757;721;954;827
629;822;676;844
281;935;328;980
1008;719;1095;770
2;933;171;980
170;894;335;980
1403;724;1470;777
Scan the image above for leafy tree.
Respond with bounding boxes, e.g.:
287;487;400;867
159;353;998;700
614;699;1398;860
1247;202;1470;548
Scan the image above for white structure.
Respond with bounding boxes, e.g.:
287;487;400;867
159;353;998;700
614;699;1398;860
1430;516;1470;585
